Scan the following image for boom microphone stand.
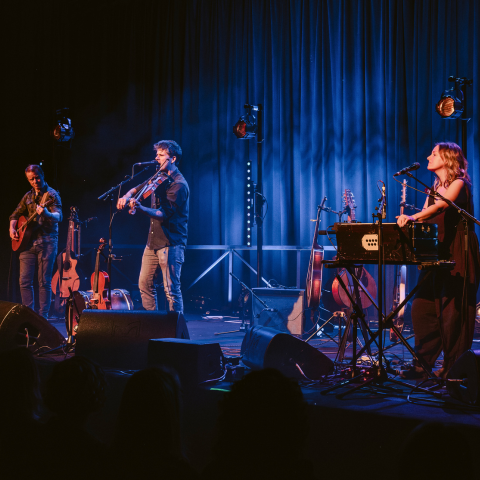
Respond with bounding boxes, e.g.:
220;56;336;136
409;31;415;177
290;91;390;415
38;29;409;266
98;163;156;300
404;171;480;352
215;273;275;335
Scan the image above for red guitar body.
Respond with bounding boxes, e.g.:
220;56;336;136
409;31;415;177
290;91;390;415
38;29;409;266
89;239;111;310
51;207;82;313
12;198;55;252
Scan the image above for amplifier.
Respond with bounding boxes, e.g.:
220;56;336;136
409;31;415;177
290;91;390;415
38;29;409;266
333;222;438;264
251;288;305;335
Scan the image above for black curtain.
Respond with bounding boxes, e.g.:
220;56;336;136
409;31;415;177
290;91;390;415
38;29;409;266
3;0;480;308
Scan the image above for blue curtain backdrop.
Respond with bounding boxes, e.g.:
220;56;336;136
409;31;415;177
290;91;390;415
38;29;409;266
2;0;480;307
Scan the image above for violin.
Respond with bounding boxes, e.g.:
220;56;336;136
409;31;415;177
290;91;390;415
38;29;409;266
128;171;173;215
89;238;110;310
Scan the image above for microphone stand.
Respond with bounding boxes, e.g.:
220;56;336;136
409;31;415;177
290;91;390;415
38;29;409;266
404;172;480;228
214;273;275;335
319;204;347;223
98;165;156;301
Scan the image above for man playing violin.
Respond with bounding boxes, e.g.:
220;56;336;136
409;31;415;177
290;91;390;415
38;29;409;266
9;165;62;318
117;140;189;313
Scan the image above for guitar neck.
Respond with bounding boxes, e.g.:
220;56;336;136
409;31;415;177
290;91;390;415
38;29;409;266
65;219;75;262
21;198;55;231
93;254;100;293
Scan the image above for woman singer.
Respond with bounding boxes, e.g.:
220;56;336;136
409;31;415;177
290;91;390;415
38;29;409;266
396;142;480;379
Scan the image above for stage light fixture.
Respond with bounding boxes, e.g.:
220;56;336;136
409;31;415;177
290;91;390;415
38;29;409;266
435;76;472;120
51;108;75;142
435;89;464;119
233;113;257;139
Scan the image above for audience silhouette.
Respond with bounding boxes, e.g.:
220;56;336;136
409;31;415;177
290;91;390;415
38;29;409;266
112;367;198;479
0;347;42;475
396;421;475;480
38;355;108;479
202;368;315;480
3;347;478;480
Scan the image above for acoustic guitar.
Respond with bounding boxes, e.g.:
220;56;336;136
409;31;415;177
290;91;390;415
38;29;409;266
306;198;326;318
12;198;55;252
89;238;110;310
52;207;81;298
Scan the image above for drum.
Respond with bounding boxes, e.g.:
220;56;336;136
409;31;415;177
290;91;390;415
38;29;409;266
85;289;134;311
65;289;134;336
66;290;90;337
104;289;134;310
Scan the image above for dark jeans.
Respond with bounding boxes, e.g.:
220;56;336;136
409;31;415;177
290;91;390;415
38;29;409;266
138;245;185;312
19;241;57;318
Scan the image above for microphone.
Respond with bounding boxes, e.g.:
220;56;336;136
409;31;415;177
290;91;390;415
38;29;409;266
393;162;421;177
134;160;158;165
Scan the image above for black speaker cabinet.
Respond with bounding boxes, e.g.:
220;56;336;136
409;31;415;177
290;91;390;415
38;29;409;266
0;301;64;352
75;310;190;369
447;349;480;405
251;288;305;335
240;326;334;380
148;339;224;386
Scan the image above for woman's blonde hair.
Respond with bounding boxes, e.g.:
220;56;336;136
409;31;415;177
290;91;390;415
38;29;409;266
434;142;470;189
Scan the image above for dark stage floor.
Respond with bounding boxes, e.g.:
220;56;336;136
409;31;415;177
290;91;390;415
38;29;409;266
39;313;480;476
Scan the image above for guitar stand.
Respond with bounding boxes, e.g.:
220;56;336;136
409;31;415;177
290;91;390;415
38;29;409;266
305;311;344;345
36;288;77;357
334;267;376;363
319;266;382;388
214;273;260;335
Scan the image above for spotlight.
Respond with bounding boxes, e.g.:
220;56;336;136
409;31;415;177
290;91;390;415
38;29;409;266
233;113;257;139
435;76;472;120
51;108;75;142
435;90;464;119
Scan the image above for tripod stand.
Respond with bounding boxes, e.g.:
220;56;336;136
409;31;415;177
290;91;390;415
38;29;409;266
37;287;78;357
321;211;443;398
215;273;275;335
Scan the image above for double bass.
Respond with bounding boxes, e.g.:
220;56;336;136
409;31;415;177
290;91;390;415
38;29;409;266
306;197;326;318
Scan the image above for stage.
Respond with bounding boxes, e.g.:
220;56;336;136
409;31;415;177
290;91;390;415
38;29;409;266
35;313;480;477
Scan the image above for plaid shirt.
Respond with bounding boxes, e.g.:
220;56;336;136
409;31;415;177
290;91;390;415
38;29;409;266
10;183;63;243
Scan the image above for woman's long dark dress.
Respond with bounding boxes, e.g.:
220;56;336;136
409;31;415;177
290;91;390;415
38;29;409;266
412;180;480;374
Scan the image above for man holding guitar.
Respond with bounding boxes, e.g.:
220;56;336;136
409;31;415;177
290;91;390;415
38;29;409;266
117;140;189;313
9;165;62;318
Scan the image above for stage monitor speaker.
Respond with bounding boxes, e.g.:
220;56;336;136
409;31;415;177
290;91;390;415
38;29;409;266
251;288;305;335
148;339;224;386
446;349;480;405
75;310;190;370
0;301;64;353
240;326;334;380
